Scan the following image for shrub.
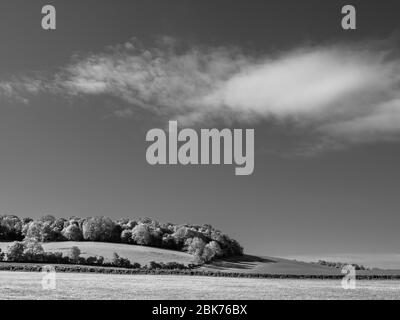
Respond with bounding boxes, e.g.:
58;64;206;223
82;217;115;242
95;255;105;265
165;262;186;270
69;246;81;263
149;261;162;269
186;237;207;263
120;229;133;243
23;240;45;262
111;252;131;268
148;261;186;270
44;251;65;264
0;215;24;241
201;246;215;263
6;241;26;262
78;257;87;264
162;234;178;249
84;255;104;266
25;221;53;242
131;224;153;246
207;241;223;257
85;256;97;265
63;224;83;241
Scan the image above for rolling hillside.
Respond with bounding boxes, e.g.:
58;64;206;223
0;241;194;266
1;241;399;276
201;255;342;275
201;255;400;276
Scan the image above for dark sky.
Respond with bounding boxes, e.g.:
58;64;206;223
0;0;400;268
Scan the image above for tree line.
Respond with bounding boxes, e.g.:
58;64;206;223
313;260;368;271
0;240;192;270
0;215;243;263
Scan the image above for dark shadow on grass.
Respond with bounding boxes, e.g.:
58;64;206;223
205;255;277;270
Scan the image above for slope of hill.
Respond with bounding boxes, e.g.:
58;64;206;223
1;241;399;277
201;255;400;276
0;241;194;266
201;255;342;275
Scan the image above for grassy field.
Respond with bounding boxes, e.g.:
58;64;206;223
202;255;400;277
1;242;400;299
1;241;400;277
1;272;399;300
202;255;342;275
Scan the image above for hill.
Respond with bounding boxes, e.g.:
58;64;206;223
201;255;342;275
0;241;194;266
1;241;400;277
201;255;400;276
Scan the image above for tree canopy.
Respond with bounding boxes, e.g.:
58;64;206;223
0;214;243;262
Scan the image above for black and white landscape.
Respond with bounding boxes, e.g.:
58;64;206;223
0;0;400;300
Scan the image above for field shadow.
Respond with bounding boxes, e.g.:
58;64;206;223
205;255;276;271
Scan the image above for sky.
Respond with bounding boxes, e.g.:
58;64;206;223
0;0;400;268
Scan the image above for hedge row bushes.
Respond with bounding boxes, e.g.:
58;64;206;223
0;241;191;270
313;260;368;271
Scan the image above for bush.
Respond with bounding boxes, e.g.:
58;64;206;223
23;240;45;262
315;260;367;271
82;217;116;242
85;256;97;265
207;241;223;257
78;257;87;264
6;241;25;262
44;251;65;264
131;224;153;246
162;234;178;249
95;255;105;265
111;252;131;268
86;255;105;266
63;224;83;241
120;229;133;243
0;215;24;241
25;221;53;242
69;246;81;263
149;261;187;270
149;261;162;269
165;262;186;270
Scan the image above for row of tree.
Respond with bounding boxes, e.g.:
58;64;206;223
0;215;243;263
0;240;191;270
314;260;368;271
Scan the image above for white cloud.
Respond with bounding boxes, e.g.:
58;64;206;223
320;99;400;142
2;38;400;150
203;47;394;116
0;77;44;104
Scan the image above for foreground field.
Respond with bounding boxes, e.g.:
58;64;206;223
0;272;399;300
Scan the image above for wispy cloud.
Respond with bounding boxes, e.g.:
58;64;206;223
0;76;44;104
1;37;400;151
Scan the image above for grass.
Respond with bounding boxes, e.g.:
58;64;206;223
202;255;342;275
1;241;400;279
1;272;400;300
2;242;399;300
0;241;194;265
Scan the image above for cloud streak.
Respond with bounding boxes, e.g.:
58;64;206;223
1;37;400;151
